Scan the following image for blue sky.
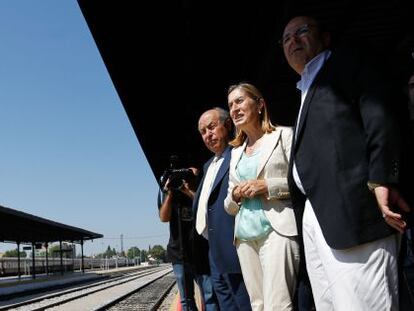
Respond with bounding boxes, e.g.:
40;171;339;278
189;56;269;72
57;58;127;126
0;1;169;255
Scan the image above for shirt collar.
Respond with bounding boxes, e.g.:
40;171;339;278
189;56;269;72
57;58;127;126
296;49;331;91
213;154;222;163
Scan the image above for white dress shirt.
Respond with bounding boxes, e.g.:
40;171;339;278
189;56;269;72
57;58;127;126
196;155;224;239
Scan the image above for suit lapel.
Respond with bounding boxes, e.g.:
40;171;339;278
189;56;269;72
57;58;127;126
294;85;317;150
231;140;247;181
193;147;231;210
210;146;231;193
294;55;331;150
192;157;213;213
256;130;281;178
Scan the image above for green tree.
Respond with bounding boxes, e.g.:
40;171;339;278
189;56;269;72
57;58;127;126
48;244;73;258
149;245;166;262
127;246;140;259
95;245;116;258
102;246;117;258
43;243;77;258
140;249;148;262
3;249;27;258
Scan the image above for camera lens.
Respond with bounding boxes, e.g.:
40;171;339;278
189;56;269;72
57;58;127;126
169;175;184;190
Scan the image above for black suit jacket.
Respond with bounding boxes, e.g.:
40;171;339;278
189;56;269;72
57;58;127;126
288;47;401;250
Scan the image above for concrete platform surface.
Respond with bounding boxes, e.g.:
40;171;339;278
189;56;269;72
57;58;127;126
0;264;150;298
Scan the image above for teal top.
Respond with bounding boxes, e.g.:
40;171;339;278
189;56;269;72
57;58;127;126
235;149;272;241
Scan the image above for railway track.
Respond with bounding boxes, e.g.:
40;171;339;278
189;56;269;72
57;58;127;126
0;266;173;310
101;272;176;310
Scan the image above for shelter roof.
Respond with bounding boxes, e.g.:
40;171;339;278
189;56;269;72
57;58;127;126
0;205;103;244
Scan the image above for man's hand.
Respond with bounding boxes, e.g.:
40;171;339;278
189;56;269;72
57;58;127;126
180;180;195;199
163;178;171;192
374;186;411;233
188;167;199;176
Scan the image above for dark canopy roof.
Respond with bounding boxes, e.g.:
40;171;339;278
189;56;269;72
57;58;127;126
0;205;103;244
77;0;414;181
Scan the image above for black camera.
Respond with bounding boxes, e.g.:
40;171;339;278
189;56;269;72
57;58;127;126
160;155;195;191
160;168;195;191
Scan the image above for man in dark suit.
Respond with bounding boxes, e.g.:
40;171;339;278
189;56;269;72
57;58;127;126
282;16;411;310
194;107;251;311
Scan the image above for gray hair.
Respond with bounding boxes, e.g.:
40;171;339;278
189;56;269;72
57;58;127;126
212;107;230;123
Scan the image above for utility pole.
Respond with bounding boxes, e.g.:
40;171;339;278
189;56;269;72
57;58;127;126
120;234;124;255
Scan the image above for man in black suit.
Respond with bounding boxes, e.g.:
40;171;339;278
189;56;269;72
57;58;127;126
282;16;411;310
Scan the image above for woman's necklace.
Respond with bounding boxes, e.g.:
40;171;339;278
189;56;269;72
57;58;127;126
245;135;263;156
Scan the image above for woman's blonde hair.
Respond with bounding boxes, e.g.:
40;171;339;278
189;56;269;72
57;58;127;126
227;83;276;147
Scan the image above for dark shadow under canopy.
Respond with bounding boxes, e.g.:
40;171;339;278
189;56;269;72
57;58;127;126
77;0;414;181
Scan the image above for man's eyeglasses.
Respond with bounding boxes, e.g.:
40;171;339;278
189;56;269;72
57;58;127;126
279;24;313;46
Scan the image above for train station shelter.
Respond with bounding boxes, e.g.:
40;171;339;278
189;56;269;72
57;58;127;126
0;204;103;278
77;0;414;181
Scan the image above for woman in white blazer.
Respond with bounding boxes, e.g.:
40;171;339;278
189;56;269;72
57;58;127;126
224;83;300;311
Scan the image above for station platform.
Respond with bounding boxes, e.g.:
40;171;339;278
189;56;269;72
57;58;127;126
0;264;152;302
0;264;206;310
166;283;204;311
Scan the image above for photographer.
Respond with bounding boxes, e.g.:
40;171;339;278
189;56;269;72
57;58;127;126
158;159;218;311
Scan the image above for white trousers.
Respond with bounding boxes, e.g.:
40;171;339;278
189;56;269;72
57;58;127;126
303;199;399;311
236;230;300;311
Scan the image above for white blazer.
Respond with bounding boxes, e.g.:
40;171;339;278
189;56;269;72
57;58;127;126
224;126;298;237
